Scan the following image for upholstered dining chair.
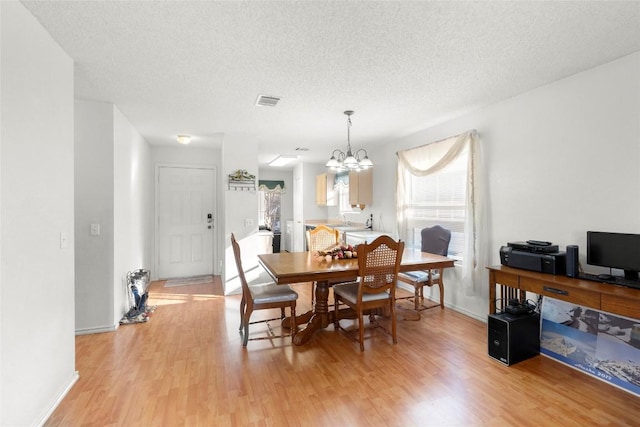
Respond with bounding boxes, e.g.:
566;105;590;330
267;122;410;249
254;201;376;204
231;233;298;346
333;235;404;351
306;225;341;306
397;225;451;311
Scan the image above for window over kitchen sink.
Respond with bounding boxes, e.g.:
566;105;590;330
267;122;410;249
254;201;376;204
334;172;355;213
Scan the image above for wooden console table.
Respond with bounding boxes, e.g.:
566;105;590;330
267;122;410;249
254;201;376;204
487;265;640;320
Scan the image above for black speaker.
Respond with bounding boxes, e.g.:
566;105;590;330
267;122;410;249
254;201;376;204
488;312;540;366
566;245;579;278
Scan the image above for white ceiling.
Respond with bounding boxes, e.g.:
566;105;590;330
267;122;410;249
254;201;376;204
21;1;640;167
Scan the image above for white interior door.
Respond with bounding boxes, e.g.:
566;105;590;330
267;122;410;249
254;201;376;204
157;166;215;278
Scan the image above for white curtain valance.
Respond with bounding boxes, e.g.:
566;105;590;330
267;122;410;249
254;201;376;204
396;130;485;293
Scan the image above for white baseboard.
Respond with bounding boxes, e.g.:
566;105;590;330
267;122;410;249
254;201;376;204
396;281;486;323
75;324;117;335
36;370;79;427
447;303;486;322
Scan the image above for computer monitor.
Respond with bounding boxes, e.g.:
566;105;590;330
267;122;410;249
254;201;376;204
587;231;640;281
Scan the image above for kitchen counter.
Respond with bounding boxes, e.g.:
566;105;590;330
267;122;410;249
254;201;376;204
304;219;371;248
344;230;398;246
304;219;367;232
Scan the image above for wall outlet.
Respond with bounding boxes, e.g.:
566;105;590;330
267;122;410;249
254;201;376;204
244;218;254;227
90;223;101;236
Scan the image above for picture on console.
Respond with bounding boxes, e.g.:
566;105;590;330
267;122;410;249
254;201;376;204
541;297;640;397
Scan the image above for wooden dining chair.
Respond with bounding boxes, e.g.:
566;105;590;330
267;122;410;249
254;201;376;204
396;225;451;311
231;233;298;346
333;235;404;351
306;225;341;306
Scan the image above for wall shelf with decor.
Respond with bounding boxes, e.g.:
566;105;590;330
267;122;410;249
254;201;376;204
228;169;256;191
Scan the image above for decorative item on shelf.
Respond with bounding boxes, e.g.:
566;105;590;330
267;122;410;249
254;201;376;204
228;169;256;191
317;244;358;261
326;110;373;172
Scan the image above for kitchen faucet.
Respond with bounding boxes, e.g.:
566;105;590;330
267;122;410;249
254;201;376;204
366;213;373;230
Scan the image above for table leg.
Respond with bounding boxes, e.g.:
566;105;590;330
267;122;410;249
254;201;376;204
489;270;496;314
281;311;313;330
293;280;331;345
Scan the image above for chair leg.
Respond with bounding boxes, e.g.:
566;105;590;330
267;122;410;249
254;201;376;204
242;308;252;346
311;282;314;306
334;295;340;330
290;301;297;340
437;281;445;309
358;309;365;352
239;295;246;331
390;299;398;344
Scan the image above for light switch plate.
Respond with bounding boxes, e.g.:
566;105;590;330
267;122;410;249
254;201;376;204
60;232;68;249
90;223;101;235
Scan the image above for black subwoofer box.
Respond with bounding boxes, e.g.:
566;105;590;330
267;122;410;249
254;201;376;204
488;312;540;366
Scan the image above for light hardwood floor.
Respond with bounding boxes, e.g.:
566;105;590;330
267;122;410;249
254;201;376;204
45;278;640;426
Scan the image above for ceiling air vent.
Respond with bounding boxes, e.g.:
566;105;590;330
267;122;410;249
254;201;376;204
255;95;280;107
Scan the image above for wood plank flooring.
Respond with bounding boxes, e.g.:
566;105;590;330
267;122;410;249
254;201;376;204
45;278;640;426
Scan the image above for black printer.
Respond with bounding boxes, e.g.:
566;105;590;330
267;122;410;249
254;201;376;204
500;240;566;275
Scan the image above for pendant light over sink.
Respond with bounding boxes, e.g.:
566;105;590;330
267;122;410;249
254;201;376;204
326;110;373;172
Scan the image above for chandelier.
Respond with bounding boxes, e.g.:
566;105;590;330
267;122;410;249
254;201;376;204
325;110;373;171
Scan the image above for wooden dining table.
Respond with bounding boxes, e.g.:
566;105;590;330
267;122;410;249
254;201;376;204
258;248;456;345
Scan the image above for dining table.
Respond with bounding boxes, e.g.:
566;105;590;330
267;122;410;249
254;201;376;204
258;248;456;345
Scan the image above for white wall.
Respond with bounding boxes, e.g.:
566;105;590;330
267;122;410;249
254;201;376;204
75;100;115;332
113;107;153;322
75;101;153;332
222;135;259;294
374;52;640;320
1;2;77;425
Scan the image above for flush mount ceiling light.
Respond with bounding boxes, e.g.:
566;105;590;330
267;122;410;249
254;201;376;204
176;134;191;145
269;154;297;167
326;110;372;172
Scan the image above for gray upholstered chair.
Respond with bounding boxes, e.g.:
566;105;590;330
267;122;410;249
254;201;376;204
397;225;451;311
333;235;404;351
231;233;298;346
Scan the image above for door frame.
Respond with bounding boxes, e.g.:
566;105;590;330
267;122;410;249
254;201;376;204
154;164;218;278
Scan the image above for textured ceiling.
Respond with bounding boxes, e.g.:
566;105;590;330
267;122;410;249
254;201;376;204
21;1;640;167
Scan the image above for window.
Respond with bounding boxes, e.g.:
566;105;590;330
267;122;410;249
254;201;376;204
402;150;467;259
258;191;281;230
258;180;285;231
334;172;355;213
397;130;483;287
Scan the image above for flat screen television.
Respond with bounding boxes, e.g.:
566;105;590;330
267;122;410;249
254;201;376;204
587;231;640;281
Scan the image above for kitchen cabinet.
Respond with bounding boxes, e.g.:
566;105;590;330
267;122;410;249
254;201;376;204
348;169;372;209
316;173;336;206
